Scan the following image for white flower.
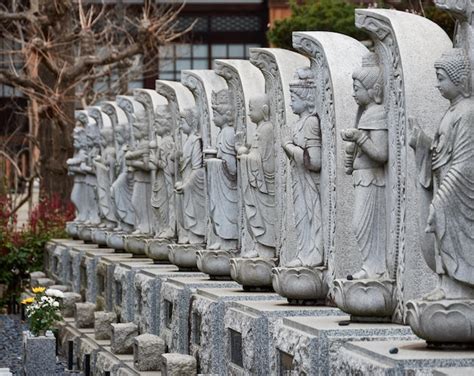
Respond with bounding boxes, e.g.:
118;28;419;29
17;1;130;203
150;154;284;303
45;289;64;299
53;301;60;308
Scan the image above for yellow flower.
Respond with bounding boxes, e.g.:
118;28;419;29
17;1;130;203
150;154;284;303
32;287;46;294
21;297;35;305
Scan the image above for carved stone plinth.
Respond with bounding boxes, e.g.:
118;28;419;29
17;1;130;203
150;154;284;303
197;250;238;280
91;228;109;246
106;232;126;250
145;238;172;262
168;244;204;271
406;299;474;348
77;225;94;242
123;235;148;255
230;258;277;291
66;221;80;238
272;267;328;305
334;278;395;322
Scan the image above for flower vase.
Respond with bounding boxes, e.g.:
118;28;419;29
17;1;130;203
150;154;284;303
22;330;56;376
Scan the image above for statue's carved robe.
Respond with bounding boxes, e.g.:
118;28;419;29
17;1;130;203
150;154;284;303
69;149;88;222
287;114;323;266
111;145;135;228
351;105;387;277
84;146;101;224
151;135;176;237
206;126;239;241
95;146;117;224
240;121;276;248
415;97;474;286
180;133;206;239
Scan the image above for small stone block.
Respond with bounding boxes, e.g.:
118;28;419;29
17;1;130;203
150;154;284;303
49;284;69;292
23;331;56;376
133;333;166;371
31;278;55;288
75;302;96;328
111;322;138;354
61;292;82;317
29;271;46;279
161;353;197;376
94;311;117;340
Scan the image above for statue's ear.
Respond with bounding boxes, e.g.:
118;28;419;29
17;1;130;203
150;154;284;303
262;103;270;120
371;83;384;104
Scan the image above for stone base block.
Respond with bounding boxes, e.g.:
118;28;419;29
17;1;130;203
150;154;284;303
161;353;197;376
270;315;415;375
224;300;343;375
61;292;82;317
196;249;238;279
161;277;238;353
335;340;474;375
111;322;138;354
29;271;46;280
124;235;149;255
145;238;172;262
133;333;166;371
77;224;95;242
66;221;80;238
31;277;55;288
190;287;284;375
107;231;127;250
75;302;96;328
230;257;277;291
49;284;69;292
22;331;56;376
168;243;205;271
91;228;109;246
94;311;117;340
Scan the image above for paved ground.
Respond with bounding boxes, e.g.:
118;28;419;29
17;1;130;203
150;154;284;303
0;314;82;375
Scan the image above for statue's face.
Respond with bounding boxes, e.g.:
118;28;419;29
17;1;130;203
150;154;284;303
435;68;461;100
212;106;226;129
248;99;263;124
290;91;306;115
179;116;192;135
115;127;124;145
352;79;371;106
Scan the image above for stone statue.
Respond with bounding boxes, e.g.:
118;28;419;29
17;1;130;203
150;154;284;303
110;121;135;232
237;93;276;258
94;126;117;229
67;125;88;223
281;67;323;267
340;52;388;280
150;105;176;239
175;107;206;244
82;117;101;225
206;89;239;250
125;110;154;235
409;48;474;300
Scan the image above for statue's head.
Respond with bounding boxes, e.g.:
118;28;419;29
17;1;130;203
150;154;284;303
212;89;234;129
289;67;317;115
180;107;199;135
352;52;384;106
248;93;270;124
86;119;100;148
73;126;86;149
115;123;127;145
434;48;471;100
154;105;173;136
132;109;148;140
100;127;114;149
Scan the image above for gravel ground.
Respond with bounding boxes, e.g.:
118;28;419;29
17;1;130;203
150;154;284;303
0;314;82;375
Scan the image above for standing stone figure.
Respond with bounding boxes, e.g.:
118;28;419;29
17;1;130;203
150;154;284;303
94;126;117;229
67;125;88;222
82;118;101;225
206;89;239;250
125;111;153;235
409;48;474;300
150;105;176;239
281;67;323;267
175;107;207;244
237;94;276;258
110;121;135;232
341;52;388;280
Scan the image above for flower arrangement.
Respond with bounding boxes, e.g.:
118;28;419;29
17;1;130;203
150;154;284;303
21;287;64;336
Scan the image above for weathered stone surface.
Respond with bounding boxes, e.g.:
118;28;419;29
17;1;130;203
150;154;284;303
110;322;138;354
61;292;82;317
22;331;56;376
94;311;117;340
161;353;197;376
31;277;55;288
75;302;96;328
133;333;166;371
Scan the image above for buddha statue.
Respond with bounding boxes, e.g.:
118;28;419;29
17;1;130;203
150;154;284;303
67;125;88;222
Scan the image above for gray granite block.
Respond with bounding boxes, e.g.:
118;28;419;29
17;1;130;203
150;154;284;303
75;302;96;328
22;331;56;376
111;322;138;354
61;292;82;317
133;333;166;371
160;277;239;354
335;340;474;375
224;301;344;376
94;311;117;340
161;353;197;376
270;315;416;376
31;277;55;288
84;248;115;303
